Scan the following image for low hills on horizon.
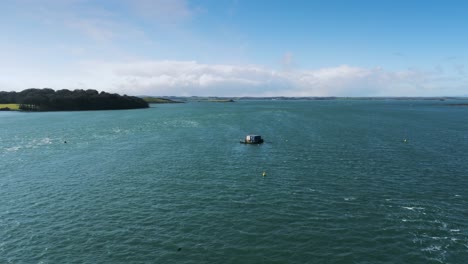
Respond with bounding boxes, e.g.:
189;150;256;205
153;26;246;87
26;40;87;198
143;95;468;102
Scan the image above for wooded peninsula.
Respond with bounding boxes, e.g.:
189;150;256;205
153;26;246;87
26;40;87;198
0;88;148;111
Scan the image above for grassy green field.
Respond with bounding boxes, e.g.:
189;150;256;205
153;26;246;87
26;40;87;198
0;104;20;110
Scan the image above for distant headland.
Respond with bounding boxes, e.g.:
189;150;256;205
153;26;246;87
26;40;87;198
142;97;183;104
0;88;149;111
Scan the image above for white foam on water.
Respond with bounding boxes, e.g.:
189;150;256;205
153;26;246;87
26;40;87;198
5;146;21;152
40;138;52;145
26;137;52;148
449;229;460;232
402;206;425;211
430;236;448;240
163;120;200;128
421;245;441;252
402;219;422;223
4;137;57;153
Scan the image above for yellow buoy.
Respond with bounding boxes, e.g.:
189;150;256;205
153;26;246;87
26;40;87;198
262;171;266;177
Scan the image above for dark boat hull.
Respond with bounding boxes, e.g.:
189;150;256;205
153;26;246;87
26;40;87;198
240;139;264;144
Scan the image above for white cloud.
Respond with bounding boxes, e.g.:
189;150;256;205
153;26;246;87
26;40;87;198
58;60;459;97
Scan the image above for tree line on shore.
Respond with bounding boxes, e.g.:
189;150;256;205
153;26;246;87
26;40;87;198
0;88;148;111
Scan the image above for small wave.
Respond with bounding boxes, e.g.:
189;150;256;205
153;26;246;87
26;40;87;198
163;120;200;128
402;206;425;211
401;219;422;223
4;137;53;152
430;236;448;240
421;245;441;252
5;146;21;152
40;138;52;145
26;137;52;148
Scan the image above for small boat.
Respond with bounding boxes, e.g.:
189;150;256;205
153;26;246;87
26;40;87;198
240;135;264;144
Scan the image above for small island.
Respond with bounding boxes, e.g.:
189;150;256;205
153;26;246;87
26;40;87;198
0;88;148;111
205;99;235;102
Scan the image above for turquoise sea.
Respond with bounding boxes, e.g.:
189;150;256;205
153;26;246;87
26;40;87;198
1;100;468;263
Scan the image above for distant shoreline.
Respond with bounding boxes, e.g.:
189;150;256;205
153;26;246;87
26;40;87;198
3;92;468;112
140;96;468;102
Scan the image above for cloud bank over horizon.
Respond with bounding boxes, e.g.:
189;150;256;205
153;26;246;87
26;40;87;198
89;60;434;97
1;60;464;97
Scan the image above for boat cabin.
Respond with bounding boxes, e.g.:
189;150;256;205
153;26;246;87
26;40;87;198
241;135;264;144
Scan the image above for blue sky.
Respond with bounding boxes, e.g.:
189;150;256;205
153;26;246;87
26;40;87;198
1;0;467;96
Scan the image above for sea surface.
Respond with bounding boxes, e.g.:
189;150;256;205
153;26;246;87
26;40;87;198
1;100;468;263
